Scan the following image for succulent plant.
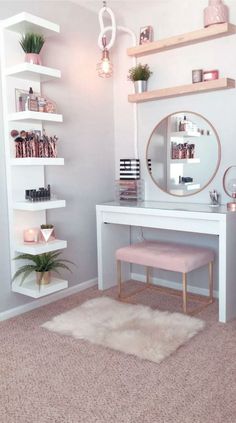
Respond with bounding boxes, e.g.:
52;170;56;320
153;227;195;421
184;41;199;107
41;224;54;229
19;33;45;54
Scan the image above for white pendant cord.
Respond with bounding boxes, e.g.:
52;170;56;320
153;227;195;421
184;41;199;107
98;6;139;159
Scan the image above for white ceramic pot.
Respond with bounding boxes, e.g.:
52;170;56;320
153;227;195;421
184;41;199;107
40;228;54;243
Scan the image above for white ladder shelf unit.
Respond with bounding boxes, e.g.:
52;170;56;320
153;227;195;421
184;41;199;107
0;13;68;298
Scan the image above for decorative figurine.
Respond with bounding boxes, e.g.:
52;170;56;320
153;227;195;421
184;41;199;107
209;189;220;207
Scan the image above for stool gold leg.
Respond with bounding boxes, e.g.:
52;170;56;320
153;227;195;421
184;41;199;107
182;273;187;314
117;260;122;299
209;261;213;302
146;267;152;285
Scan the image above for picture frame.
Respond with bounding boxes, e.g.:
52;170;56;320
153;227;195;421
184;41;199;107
139;26;153;45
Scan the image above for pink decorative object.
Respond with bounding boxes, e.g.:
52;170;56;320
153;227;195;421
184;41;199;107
204;0;229;28
40;228;54;243
23;228;39;243
203;69;219;81
25;53;42;65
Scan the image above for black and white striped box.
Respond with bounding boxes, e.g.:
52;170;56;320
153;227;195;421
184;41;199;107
120;159;140;180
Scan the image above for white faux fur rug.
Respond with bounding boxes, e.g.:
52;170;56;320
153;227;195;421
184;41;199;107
42;297;205;363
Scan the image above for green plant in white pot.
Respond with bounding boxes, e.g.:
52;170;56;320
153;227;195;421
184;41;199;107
19;33;45;65
128;63;152;93
12;251;73;287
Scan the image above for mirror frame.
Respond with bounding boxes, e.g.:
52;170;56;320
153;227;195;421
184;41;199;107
146;111;221;197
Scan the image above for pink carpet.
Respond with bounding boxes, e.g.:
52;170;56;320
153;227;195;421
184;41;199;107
0;281;236;423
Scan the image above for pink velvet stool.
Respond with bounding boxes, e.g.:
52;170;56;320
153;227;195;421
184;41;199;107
116;241;215;314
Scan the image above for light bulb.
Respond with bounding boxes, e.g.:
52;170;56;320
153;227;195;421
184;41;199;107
97;49;113;78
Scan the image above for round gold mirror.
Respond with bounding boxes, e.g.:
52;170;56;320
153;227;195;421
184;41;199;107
146;111;221;197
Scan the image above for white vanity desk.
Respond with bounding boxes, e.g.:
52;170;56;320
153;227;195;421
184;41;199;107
96;201;236;323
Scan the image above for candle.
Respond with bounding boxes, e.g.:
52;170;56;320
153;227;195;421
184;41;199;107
23;228;39;243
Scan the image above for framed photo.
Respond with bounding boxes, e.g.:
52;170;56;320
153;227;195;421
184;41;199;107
139;26;153;45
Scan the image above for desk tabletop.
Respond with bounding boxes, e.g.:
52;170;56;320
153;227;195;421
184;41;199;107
99;200;229;215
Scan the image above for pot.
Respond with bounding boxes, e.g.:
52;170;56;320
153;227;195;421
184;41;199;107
40;227;54;243
134;80;148;94
25;53;42;65
36;271;51;285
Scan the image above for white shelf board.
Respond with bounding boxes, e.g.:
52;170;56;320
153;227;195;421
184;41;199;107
15;239;67;255
5;63;61;82
12;277;68;298
170;158;200;164
11;158;64;166
2;12;59;35
170;131;201;138
8;111;63;123
13;200;66;211
171;183;200;191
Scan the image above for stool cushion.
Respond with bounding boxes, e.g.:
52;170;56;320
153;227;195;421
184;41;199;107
116;241;214;273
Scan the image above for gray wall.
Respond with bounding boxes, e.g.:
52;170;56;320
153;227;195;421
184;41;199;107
0;1;114;312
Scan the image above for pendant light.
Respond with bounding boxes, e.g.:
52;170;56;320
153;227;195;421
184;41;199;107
96;35;113;78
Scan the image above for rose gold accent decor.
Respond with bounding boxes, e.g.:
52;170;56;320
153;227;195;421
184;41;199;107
146;111;222;198
36;271;51;285
116;241;215;315
204;0;228;28
223;165;236;211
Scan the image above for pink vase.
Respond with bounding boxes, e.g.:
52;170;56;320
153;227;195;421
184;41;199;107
25;53;42;65
204;0;229;27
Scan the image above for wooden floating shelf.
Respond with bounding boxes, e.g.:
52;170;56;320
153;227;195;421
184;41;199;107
8;111;63;122
2;12;59;35
11;158;64;166
127;23;236;57
128;78;235;103
5;63;61;82
12;277;68;298
13;200;66;211
15;239;67;255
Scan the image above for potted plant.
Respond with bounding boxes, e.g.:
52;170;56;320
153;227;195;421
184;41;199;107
12;251;73;286
40;224;54;243
128;63;152;93
19;33;45;65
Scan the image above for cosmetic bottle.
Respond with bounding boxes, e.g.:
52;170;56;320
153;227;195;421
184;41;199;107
26;87;38;112
179;116;188;131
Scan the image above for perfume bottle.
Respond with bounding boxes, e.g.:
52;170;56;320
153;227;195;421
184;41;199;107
25;87;38;112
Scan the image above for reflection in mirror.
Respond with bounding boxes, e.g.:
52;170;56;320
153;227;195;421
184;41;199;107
146;112;221;197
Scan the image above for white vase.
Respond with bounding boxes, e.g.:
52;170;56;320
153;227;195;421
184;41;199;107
134;80;148;93
40;228;54;243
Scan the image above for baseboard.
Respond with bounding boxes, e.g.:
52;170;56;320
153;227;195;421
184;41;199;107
131;273;219;298
0;278;98;322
